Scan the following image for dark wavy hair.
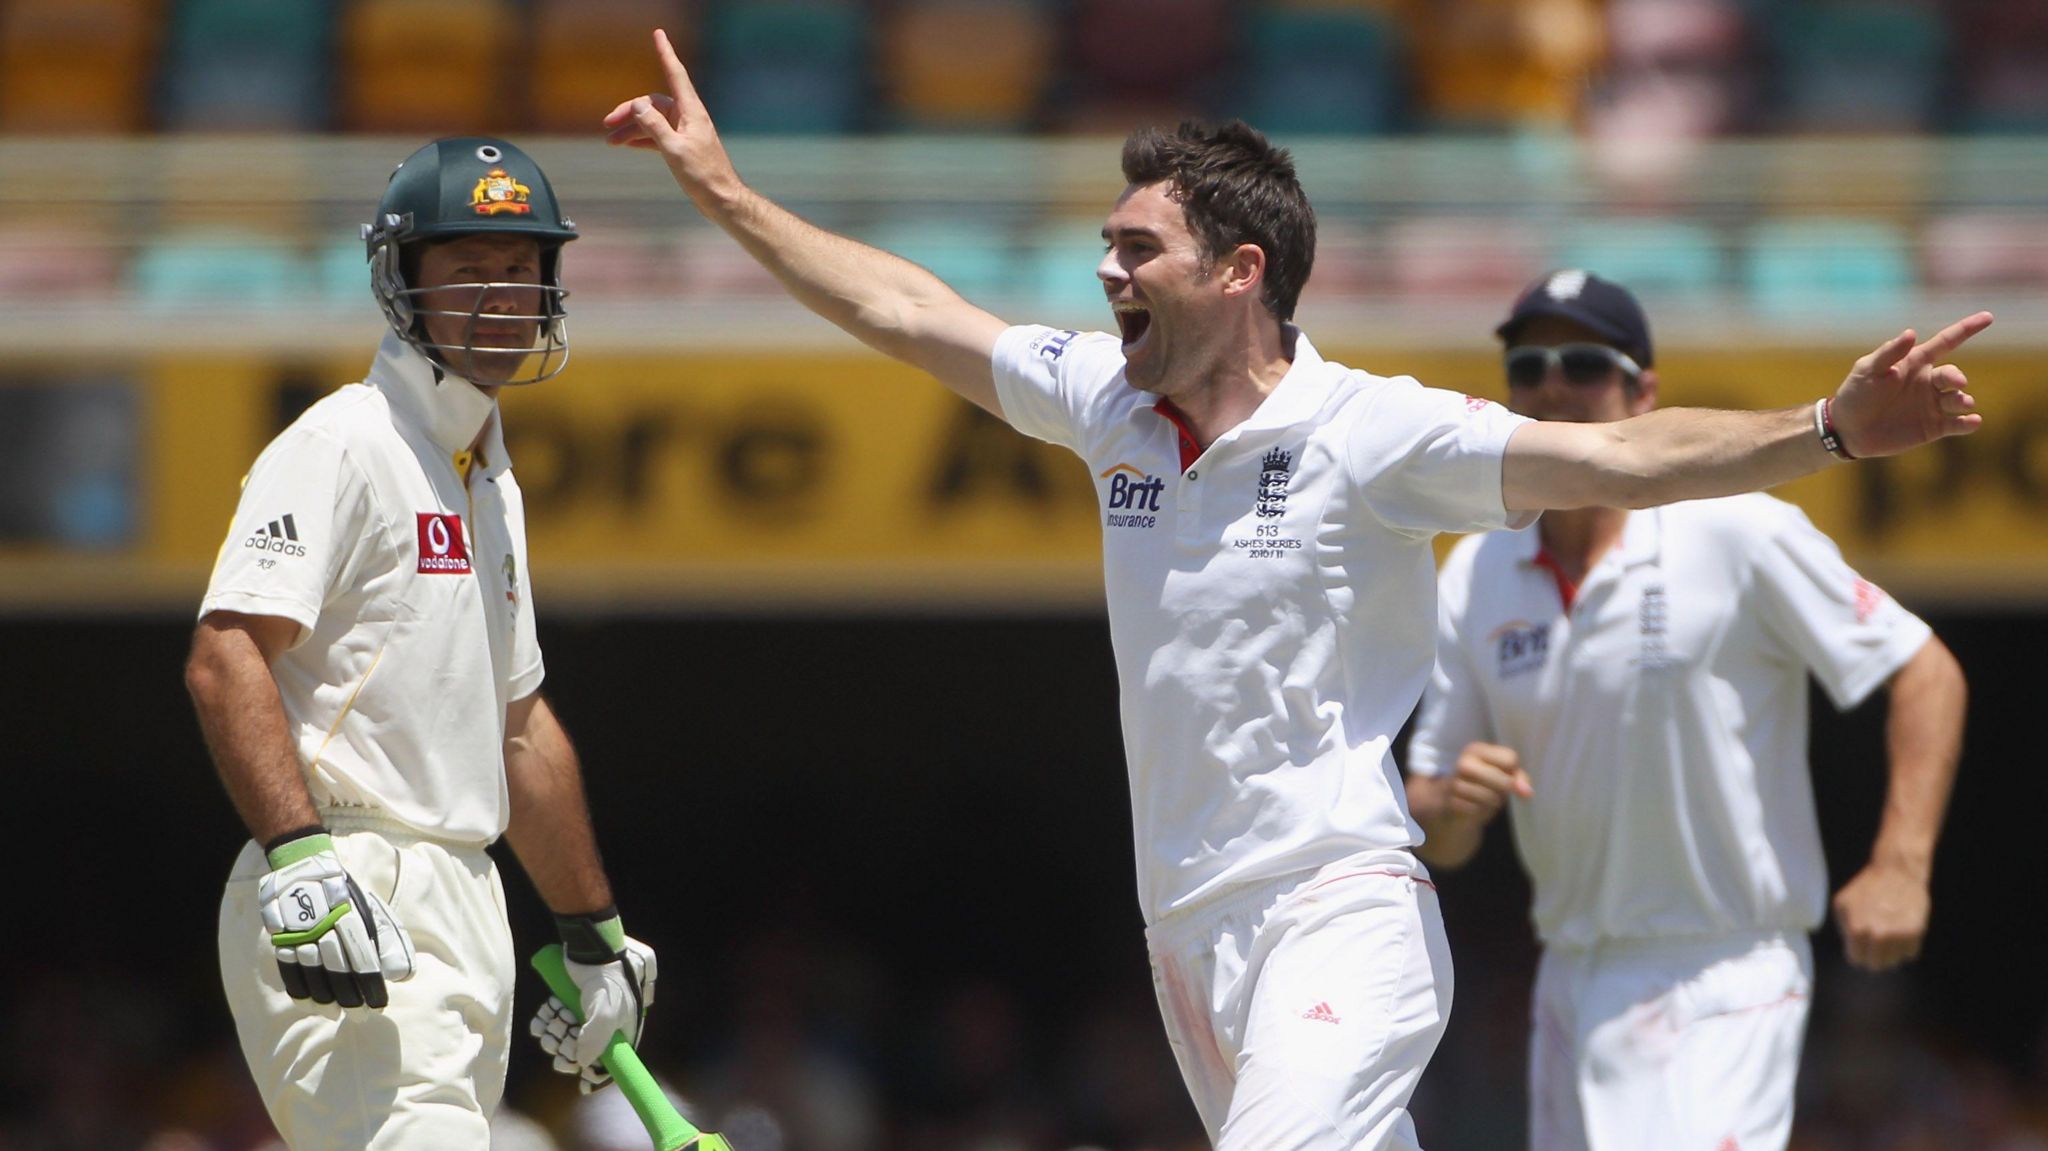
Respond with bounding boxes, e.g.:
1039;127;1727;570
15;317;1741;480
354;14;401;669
1120;120;1317;321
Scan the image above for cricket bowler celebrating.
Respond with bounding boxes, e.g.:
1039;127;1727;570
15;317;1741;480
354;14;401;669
605;30;1988;1149
186;137;656;1149
1406;271;1968;1151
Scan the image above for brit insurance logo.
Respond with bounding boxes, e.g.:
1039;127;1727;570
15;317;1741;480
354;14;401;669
1491;619;1550;679
244;513;306;558
1100;462;1163;529
415;512;472;574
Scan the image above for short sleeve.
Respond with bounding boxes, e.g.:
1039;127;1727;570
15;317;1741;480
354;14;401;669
1407;541;1493;778
1346;382;1535;537
990;325;1127;453
198;426;369;647
1750;505;1932;710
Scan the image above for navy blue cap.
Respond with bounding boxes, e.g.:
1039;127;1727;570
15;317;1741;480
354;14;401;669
1496;269;1653;368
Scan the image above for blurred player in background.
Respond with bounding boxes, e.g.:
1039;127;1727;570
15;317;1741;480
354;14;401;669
184;137;656;1149
603;29;1987;1150
1404;271;1968;1151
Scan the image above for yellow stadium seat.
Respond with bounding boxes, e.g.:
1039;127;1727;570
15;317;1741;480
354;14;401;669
0;0;158;132
340;0;517;133
531;0;691;134
880;0;1053;130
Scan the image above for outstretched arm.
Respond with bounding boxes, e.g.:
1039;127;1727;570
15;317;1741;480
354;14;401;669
605;29;1009;415
1503;313;1991;512
1832;636;1967;972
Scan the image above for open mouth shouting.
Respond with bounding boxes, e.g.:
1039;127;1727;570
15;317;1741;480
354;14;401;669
1112;300;1152;351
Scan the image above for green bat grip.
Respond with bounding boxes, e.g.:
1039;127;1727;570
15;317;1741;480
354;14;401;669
531;943;718;1151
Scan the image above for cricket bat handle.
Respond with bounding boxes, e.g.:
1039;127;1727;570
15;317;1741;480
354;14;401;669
531;943;726;1151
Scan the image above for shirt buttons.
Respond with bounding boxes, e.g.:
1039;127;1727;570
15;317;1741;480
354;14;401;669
1187;470;1199;480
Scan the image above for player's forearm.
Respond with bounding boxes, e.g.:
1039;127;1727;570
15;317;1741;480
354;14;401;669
185;630;321;845
1870;638;1967;880
705;182;972;367
1406;778;1485;870
503;699;615;915
1508;406;1835;512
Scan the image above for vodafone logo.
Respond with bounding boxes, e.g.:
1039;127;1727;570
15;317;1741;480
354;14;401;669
416;512;472;574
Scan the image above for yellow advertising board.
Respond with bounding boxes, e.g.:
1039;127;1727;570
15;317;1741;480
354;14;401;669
3;345;2045;610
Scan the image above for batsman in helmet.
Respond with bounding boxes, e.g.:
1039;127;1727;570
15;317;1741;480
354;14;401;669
187;138;658;1149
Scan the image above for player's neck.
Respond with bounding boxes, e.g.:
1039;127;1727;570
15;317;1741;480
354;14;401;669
1537;506;1630;582
1164;318;1293;447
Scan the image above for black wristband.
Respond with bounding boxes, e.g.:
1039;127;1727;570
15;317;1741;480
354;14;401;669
263;824;329;855
555;906;625;964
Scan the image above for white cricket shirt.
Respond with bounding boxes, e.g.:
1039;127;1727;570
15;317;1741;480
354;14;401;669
993;324;1532;923
200;332;545;845
1408;495;1933;947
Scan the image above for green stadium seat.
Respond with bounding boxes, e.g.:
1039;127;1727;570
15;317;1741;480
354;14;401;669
159;0;331;130
856;218;1016;307
1021;218;1114;322
1743;219;1914;311
1240;5;1403;136
132;232;309;307
1768;2;1947;131
704;1;868;134
1558;220;1727;298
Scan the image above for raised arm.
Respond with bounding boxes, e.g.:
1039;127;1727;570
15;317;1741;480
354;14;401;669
1502;312;1992;512
605;29;1010;414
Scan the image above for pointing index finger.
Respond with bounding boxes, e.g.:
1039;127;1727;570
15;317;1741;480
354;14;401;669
1904;310;1994;374
653;28;699;110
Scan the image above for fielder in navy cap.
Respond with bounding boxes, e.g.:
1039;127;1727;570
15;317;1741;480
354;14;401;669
1498;268;1654;369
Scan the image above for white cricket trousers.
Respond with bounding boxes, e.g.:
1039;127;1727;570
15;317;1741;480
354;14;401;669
1530;930;1813;1151
1146;848;1453;1151
218;814;516;1151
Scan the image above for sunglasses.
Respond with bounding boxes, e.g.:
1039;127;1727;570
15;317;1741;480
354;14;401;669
1503;343;1643;388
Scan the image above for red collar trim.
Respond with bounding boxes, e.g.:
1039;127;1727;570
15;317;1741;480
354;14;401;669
1530;547;1579;613
1154;400;1202;472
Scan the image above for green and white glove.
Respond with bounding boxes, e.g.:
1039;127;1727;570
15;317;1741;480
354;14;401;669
529;909;656;1093
256;829;416;1009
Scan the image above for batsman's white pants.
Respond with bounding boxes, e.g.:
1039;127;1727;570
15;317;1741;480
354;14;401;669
1530;930;1813;1151
218;813;515;1151
1146;848;1453;1151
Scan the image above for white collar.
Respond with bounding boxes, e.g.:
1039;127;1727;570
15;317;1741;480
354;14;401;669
367;332;507;472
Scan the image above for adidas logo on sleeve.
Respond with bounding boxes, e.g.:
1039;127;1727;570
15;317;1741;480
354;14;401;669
244;513;307;557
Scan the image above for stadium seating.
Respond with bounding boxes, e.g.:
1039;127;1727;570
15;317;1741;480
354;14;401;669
1067;0;1232;129
1021;217;1114;319
1743;218;1914;310
1767;1;1947;132
338;0;517;133
0;0;158;132
702;1;869;134
131;230;309;307
531;0;689;135
1406;0;1605;130
1950;0;2048;132
0;223;124;299
158;0;330;130
1240;4;1404;136
1919;213;2048;291
1558;219;1728;298
1382;217;1549;296
855;216;1015;304
878;0;1052;131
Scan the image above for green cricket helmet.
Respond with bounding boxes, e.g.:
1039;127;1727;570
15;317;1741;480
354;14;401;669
362;137;579;385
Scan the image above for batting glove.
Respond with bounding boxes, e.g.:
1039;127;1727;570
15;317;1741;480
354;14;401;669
256;829;416;1009
529;909;656;1093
